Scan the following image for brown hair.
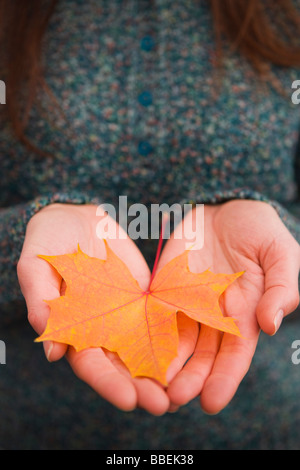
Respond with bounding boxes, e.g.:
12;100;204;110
0;0;58;156
1;0;300;156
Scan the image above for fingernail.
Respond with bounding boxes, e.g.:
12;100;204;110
168;404;179;413
273;309;284;335
44;341;53;362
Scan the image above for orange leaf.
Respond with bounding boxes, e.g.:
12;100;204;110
35;242;243;385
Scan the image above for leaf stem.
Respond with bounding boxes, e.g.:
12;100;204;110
147;213;169;291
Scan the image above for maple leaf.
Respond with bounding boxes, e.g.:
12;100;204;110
35;240;243;385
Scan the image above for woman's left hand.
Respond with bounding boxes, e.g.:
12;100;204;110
162;200;300;414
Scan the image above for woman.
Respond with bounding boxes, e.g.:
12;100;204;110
0;0;300;449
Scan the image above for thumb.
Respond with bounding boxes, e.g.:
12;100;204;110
17;254;68;362
256;235;300;335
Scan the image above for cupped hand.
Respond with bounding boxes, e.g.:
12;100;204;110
162;200;300;414
17;203;172;415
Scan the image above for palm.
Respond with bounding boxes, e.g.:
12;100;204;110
163;200;299;413
193;201;265;338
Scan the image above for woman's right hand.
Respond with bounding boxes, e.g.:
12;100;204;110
17;203;176;415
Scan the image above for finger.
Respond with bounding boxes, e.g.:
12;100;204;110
168;403;180;413
200;333;258;414
107;349;171;415
132;377;170;416
167;325;222;406
256;235;300;335
67;347;138;412
166;313;199;383
17;255;67;362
